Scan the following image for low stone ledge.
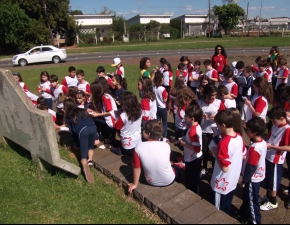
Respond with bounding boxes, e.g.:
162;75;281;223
157;189;202;224
198;210;238;224
144;182;187;213
172;199;218;224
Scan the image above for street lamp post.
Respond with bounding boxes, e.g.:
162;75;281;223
258;0;263;38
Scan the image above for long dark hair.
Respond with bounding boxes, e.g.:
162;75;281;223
40;71;50;83
153;71;163;86
253;77;274;105
121;92;142;122
90;80;103;112
98;76;112;95
140;77;156;101
214;45;227;58
139;57;150;70
113;74;127;90
63;99;90;124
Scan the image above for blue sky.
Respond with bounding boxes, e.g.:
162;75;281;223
69;0;290;19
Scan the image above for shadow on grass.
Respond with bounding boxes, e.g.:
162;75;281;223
3;136;79;180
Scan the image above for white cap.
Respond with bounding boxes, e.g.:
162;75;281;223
232;61;237;68
111;57;121;66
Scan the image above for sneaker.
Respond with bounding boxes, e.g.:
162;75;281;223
200;168;207;178
87;160;94;166
83;164;94;183
163;138;170;143
260;201;278;211
282;188;289;194
173;162;185;169
258;195;269;205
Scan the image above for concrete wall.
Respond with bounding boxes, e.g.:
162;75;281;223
0;68;80;175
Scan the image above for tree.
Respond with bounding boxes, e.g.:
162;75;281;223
0;0;78;51
213;3;245;35
112;15;127;41
70;10;83;15
0;4;31;53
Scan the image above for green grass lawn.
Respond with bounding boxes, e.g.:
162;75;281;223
11;64;166;98
0;143;158;224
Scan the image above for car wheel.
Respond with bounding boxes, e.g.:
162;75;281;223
52;56;61;64
19;59;27;66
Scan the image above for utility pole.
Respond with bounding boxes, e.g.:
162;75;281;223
258;0;263;38
42;0;54;45
208;0;211;37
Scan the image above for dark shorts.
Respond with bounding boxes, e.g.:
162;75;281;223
265;160;283;191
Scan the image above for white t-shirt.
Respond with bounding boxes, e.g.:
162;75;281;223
133;141;175;186
115;112;142;149
141;98;157;126
38;81;52;99
153;86;167;109
190;70;203;88
242;139;267;183
102;93;118;128
223;98;236;109
266;124;290;164
211;133;245;195
62;75;78;88
246;94;268;122
198;99;225;133
275;67;289;89
183;124;203;162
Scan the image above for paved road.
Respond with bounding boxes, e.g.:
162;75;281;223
1;47;290;68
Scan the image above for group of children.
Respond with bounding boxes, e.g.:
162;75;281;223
11;46;290;223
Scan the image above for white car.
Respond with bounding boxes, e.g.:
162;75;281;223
12;45;67;66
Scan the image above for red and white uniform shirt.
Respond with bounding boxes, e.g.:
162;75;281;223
105;76;115;89
175;104;189;130
61;75;78;88
102;93;118;128
52;84;68;109
133;141;175;186
77;81;91;100
198;99;226;133
115;112;142;149
254;71;269;81
205;69;218;84
247;94;268;122
266;67;273;83
48;109;57;122
242;139;267;183
212;55;227;73
183;124;203;162
211;133;245;194
25;91;39;106
222;98;236;109
19;82;28;92
176;70;189;85
163;70;173;87
190;70;203;88
275;67;289;90
141;98;157;125
153;86;167;109
221;81;238;97
115;66;125;78
38;81;52;99
266;123;290;164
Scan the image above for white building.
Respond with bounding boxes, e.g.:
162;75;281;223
127;14;173;25
72;14;113;36
173;15;208;37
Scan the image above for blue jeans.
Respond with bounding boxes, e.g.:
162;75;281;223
79;126;99;160
45;98;53;110
157;107;167;138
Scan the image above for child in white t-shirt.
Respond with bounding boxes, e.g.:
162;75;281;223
179;105;203;194
111;92;142;156
128;120;176;194
210;109;245;214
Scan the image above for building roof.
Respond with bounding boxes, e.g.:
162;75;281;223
173;14;208;20
127;14;173;22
